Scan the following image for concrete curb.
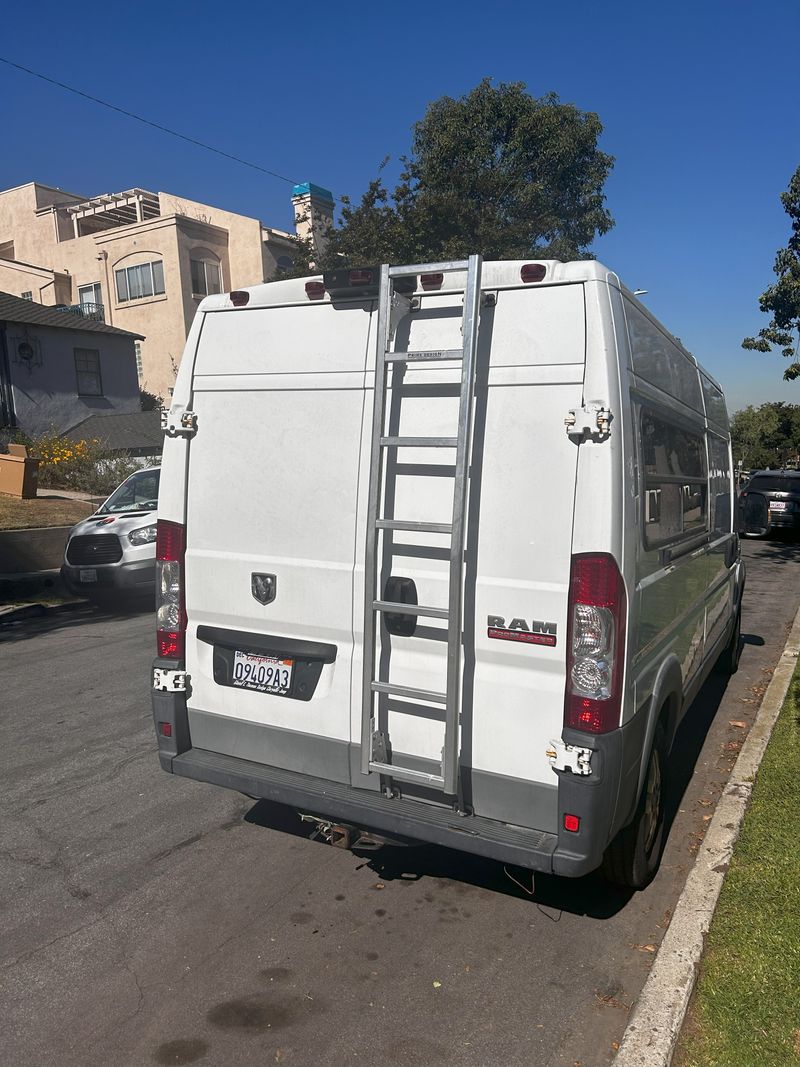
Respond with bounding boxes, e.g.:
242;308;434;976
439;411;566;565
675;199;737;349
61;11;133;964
614;604;800;1067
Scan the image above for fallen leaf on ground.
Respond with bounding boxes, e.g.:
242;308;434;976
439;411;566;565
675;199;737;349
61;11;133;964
433;980;442;989
632;943;657;953
729;720;747;728
611;1042;620;1051
373;882;385;890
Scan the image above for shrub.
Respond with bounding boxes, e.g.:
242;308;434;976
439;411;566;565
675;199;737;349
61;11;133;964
24;432;144;496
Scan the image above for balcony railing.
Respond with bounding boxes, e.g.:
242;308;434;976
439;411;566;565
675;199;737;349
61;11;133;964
54;302;105;323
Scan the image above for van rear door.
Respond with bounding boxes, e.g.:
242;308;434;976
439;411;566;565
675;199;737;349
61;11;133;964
350;280;587;832
183;300;374;784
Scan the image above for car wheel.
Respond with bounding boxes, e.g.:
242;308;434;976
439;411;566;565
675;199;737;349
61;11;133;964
602;723;667;890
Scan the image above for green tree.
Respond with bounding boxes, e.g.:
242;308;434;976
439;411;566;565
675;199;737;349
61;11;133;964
282;80;614;274
742;165;800;379
730;402;800;470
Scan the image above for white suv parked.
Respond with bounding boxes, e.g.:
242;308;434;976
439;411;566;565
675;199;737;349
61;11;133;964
61;466;160;599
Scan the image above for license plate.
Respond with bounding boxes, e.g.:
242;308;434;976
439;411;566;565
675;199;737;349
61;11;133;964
770;501;787;510
232;651;293;694
79;569;97;582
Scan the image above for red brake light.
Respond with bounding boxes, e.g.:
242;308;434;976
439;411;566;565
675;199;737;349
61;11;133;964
230;290;250;307
159;722;173;738
564;814;580;832
156;520;186;660
521;264;546;283
156;520;185;562
420;272;443;291
564;553;626;734
305;280;325;300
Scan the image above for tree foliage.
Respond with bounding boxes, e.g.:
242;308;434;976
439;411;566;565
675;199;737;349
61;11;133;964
730;402;800;469
742;165;800;379
282;80;614;275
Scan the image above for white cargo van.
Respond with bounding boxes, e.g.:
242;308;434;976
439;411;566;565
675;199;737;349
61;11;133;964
152;257;744;889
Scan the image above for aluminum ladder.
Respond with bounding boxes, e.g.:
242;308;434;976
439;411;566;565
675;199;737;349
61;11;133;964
360;255;483;795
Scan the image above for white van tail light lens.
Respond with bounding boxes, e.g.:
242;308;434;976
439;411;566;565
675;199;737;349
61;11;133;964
229;290;250;307
521;263;547;283
565;553;626;734
421;272;444;290
156;520;186;659
305;280;325;300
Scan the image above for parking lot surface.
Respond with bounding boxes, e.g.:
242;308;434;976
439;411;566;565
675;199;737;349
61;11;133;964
1;537;797;1067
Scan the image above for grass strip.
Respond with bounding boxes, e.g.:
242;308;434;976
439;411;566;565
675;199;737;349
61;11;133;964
677;665;800;1066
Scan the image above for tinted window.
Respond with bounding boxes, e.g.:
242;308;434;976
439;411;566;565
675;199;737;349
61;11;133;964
626;302;704;412
747;475;800;493
640;410;707;548
709;433;732;535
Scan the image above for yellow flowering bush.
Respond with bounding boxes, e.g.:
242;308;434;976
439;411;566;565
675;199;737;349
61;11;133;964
20;432;144;494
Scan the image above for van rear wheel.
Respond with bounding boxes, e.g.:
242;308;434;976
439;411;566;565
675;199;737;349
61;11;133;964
715;607;742;676
602;725;667;890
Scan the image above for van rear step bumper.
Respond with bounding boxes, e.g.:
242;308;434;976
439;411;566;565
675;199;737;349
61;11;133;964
168;747;559;872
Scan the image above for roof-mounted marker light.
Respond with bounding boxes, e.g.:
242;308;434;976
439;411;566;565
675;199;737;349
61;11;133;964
305;280;325;300
520;264;547;283
230;290;250;307
421;273;444;291
349;269;373;286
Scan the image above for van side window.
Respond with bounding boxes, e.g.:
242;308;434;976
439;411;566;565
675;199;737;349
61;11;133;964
641;410;707;547
708;434;732;535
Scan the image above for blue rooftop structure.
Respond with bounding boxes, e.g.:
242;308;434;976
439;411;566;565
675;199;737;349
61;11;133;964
291;182;334;203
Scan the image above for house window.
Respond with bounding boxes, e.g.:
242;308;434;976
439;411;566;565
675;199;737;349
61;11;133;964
190;258;221;296
134;341;143;380
276;255;294;274
78;282;102;306
21;291;33;301
74;348;103;396
115;260;165;303
0;240;15;260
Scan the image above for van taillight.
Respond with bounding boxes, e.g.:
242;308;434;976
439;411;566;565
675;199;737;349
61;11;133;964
520;263;547;283
156;520;186;660
564;553;626;734
305;280;325;300
229;290;250;306
420;272;444;290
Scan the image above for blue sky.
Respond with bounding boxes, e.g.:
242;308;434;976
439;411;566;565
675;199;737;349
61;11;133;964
1;0;797;411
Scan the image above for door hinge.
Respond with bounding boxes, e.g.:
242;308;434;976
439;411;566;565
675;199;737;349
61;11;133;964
161;407;198;438
565;403;612;442
546;739;593;776
153;668;188;693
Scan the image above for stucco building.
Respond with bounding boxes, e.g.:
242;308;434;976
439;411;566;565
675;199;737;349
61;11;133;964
0;181;334;400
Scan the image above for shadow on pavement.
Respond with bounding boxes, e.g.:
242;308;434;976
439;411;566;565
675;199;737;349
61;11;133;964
0;597;153;643
244;796;634;918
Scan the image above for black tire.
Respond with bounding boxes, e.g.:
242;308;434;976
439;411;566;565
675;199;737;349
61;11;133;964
715;606;742;676
602;724;667;890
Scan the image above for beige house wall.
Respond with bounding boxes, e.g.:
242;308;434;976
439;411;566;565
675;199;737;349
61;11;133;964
0;182;300;401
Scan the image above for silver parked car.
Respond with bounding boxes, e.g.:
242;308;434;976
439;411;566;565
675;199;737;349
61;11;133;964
61;466;160;599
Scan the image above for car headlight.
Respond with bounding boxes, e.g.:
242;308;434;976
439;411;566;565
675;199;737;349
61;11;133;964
128;524;157;546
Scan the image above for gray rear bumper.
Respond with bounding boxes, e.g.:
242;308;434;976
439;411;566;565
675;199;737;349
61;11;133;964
165;745;561;873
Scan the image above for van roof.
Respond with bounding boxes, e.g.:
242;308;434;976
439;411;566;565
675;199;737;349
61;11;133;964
197;258;723;394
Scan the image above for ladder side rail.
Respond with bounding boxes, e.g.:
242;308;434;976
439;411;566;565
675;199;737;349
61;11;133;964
360;264;394;775
442;254;483;795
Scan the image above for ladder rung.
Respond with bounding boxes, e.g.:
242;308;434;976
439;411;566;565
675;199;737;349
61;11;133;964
380;436;457;448
384;349;463;363
375;519;452;534
371;681;447;704
368;761;445;788
374;600;449;620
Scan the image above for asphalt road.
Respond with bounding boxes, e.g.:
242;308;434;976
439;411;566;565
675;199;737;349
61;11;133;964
2;536;798;1067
